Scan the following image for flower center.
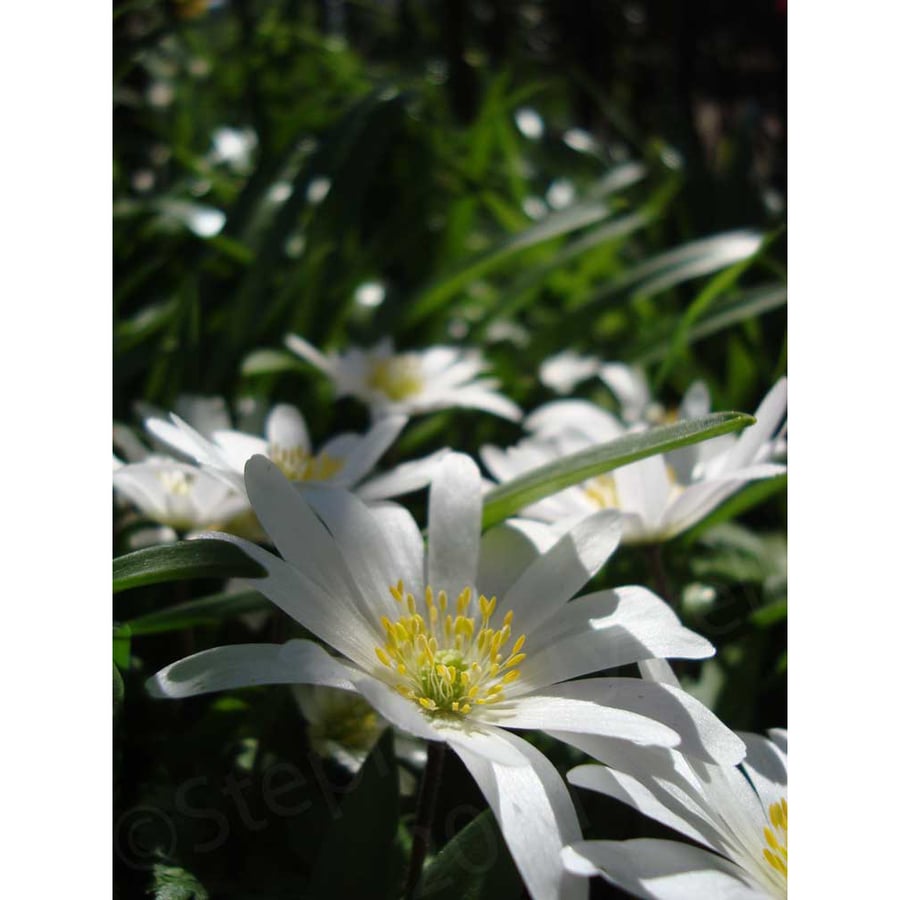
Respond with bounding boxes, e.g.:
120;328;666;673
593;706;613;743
367;355;424;402
582;474;619;509
159;469;195;496
762;797;787;880
269;445;344;482
309;693;382;753
375;582;527;717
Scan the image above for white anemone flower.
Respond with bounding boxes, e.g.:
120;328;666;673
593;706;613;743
113;458;251;543
148;453;744;900
562;660;787;899
481;379;787;544
146;402;446;503
284;335;522;422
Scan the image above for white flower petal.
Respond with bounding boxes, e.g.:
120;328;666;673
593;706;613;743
534;679;744;765
476;521;545;600
612;455;671;531
737;731;787;813
525;400;624;441
243;456;362;596
499;510;622;634
562;839;767;899
349;671;444;743
427;453;483;598
265;404;311;452
336;414;407;486
706;378;787;476
453;729;587;900
567;763;718;851
147;640;355;699
520;587;713;691
598;363;652;423
302;487;423;625
480;694;680;747
355;448;449;501
558;678;745;764
428;384;522;421
284;333;336;376
658;466;785;538
206;531;378;668
209;429;269;476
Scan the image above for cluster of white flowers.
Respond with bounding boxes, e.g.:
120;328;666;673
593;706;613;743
116;340;787;900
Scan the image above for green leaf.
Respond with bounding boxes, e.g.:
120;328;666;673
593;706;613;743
418;810;520;900
750;598;788;628
114;662;125;714
481;412;754;530
240;347;308;377
113;624;132;670
633;283;786;365
654;242;765;386
402;200;616;327
148;863;208;900
123;589;269;636
306;729;399;900
113;540;265;594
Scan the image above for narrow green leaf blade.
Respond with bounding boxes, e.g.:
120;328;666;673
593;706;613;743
113;540;265;593
402;200;614;327
481;412;755;530
240;347;308;377
122;589;269;636
418;810;520;900
306;729;399;900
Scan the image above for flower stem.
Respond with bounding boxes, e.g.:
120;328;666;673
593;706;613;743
404;739;446;899
646;543;676;609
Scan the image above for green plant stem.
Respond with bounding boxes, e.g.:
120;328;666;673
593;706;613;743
405;739;447;899
646;543;675;609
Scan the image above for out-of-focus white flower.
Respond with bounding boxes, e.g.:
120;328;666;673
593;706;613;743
150;453;741;900
539;351;603;394
113;458;251;542
294;685;426;784
515;107;545;140
547;179;576;210
284;335;522;422
146;402;446;503
563;660;787;899
481;379;787;544
210;126;258;174
114;394;254;544
562;129;598;154
354;281;386;308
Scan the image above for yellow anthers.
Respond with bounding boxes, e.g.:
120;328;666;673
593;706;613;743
375;581;527;717
269;444;344;482
159;469;195;496
762;797;788;880
367;355;425;402
583;473;620;509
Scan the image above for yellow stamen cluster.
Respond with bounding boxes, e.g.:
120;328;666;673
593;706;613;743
269;445;344;482
375;581;527;717
159;469;194;496
762;797;787;879
367;355;424;402
582;474;620;509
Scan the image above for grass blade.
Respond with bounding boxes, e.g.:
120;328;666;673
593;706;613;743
113;539;265;593
481;411;754;529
